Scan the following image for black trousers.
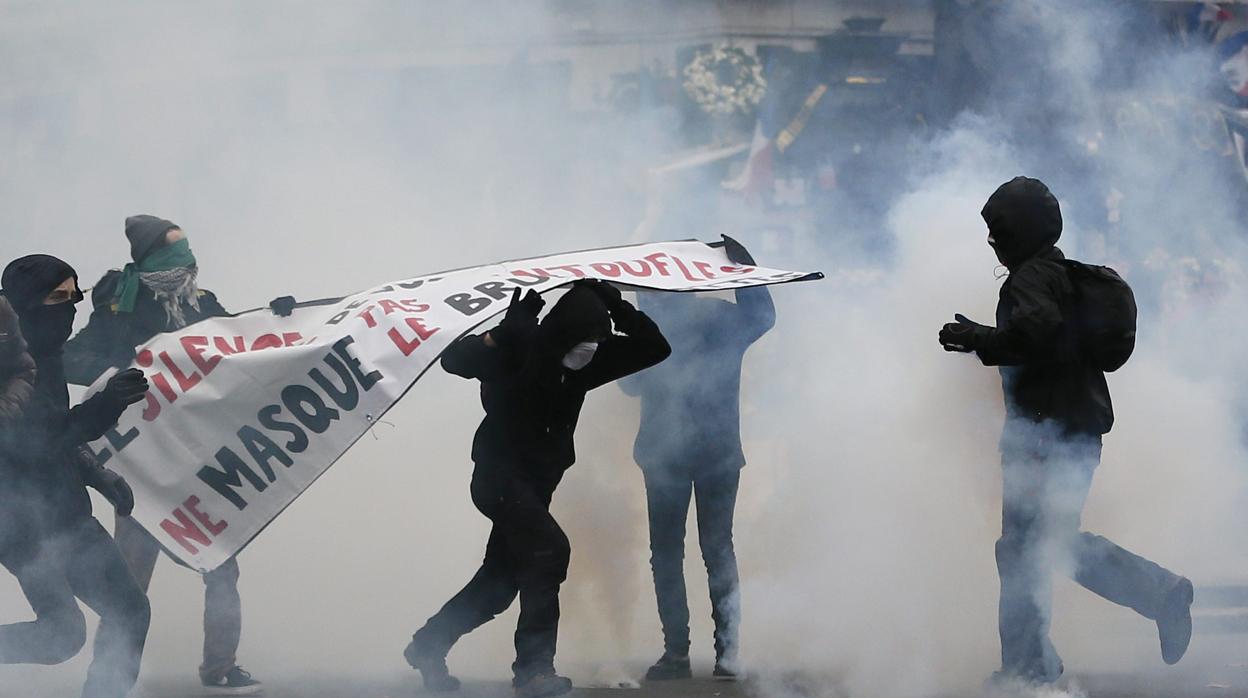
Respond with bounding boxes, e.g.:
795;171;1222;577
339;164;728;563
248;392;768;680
996;422;1183;682
642;466;741;661
414;468;570;683
0;518;151;698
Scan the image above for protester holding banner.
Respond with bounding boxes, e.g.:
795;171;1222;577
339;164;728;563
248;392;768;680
406;279;671;697
0;254;150;698
937;177;1194;688
619;237;774;682
62;215;263;695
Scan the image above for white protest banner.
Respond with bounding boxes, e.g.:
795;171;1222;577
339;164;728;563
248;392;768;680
86;240;822;571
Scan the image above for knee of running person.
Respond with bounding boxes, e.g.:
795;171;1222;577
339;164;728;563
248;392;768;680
38;608;87;664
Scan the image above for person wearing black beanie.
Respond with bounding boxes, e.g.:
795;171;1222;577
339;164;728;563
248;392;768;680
0;254;151;698
405;280;670;697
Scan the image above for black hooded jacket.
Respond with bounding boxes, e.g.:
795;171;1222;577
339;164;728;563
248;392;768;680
441;285;671;486
0;256;131;541
975;177;1113;435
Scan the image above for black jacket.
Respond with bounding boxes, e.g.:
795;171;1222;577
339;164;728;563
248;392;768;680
975;178;1113;435
442;288;670;485
620;287;774;473
0;256;129;546
64;269;227;385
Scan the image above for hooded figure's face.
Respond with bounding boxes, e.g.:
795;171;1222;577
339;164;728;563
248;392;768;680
1;254;82;356
981;176;1063;270
537;285;612;369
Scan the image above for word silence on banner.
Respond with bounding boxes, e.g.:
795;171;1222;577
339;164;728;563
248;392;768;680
86;240;822;571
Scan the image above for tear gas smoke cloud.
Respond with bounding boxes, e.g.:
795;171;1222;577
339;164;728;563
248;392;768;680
1;2;1247;697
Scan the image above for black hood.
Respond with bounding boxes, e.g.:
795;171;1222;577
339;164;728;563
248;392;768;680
538;285;611;354
1;254;80;312
981;177;1062;269
125;214;179;263
1;255;82;357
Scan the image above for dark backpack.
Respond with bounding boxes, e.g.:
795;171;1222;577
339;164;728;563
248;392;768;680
1061;259;1136;372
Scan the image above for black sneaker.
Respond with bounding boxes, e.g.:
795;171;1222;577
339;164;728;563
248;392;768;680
202;666;264;695
644;652;691;681
1158;577;1195;665
513;673;573;698
404;639;461;692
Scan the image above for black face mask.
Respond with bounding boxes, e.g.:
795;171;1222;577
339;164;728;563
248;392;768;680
20;302;76;356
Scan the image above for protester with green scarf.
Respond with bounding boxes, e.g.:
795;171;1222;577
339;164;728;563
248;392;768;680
62;215;263;695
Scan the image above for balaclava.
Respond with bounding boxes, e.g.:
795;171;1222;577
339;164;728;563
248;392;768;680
1;255;82;356
981;176;1063;270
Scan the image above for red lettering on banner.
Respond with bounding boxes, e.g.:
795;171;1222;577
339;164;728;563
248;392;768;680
693;260;716;279
141;393;161;422
251;334;284;351
184;495;228;537
182;336;222;376
546;264;587;278
643;253;671;276
160;508;212;554
282;332;303;346
159;351;202;392
214;336;246;355
618;260;652;277
669;256;701;282
589;263;622;278
388;316;441;357
513;269;553;282
357;305;378;328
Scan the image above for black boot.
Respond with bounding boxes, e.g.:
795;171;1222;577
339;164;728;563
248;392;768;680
645;652;692;681
404;637;461;692
1158;577;1194;665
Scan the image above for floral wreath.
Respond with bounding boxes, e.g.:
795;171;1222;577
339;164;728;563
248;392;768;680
682;45;766;117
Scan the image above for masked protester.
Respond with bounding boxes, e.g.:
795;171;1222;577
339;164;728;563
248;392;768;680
61;215;262;695
405;280;670;697
0;254;151;698
937;177;1194;687
618;236;774;682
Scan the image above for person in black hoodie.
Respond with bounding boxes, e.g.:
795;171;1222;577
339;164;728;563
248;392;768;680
0;254;151;698
62;215;261;695
405;279;671;698
619;237;774;682
938;177;1194;686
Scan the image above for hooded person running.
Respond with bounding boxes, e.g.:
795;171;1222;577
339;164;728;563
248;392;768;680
62;215;262;695
0;254;151;698
405;279;671;697
938;177;1194;687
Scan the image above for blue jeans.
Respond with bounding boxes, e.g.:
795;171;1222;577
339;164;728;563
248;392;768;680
643;466;741;661
996;421;1182;682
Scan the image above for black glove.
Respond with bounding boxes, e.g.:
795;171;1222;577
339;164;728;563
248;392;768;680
102;368;149;407
269;295;297;317
939;313;990;353
76;448;135;516
577;278;626;312
96;469;135;516
721;234;757;266
492;288;544;348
